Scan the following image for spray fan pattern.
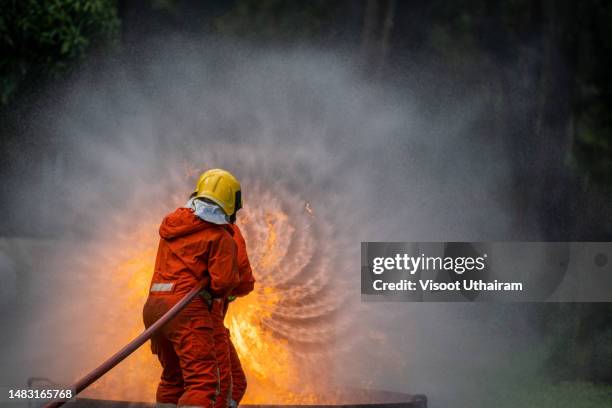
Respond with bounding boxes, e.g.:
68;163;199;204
10;41;515;406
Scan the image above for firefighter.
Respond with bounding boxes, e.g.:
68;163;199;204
143;169;243;408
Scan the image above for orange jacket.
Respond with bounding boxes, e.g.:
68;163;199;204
211;224;255;329
148;207;240;298
227;224;255;297
211;223;255;408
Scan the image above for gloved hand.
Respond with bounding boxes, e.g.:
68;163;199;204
199;289;214;310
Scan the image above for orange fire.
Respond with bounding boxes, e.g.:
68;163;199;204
78;192;334;404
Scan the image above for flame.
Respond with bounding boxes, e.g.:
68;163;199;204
77;181;341;403
224;208;323;403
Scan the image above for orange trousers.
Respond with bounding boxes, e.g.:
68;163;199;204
228;333;247;403
144;295;219;407
212;301;247;408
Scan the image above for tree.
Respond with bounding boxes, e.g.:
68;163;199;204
0;0;120;105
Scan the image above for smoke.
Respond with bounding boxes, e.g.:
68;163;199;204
1;38;541;407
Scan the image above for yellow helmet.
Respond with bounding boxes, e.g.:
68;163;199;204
193;168;242;216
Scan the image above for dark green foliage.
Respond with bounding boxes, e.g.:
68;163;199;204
213;0;343;42
571;1;612;184
544;303;612;383
0;0;120;104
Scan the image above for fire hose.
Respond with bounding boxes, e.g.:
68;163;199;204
43;280;208;408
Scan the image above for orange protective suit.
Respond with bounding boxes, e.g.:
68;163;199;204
213;224;255;408
228;337;247;403
143;207;240;407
